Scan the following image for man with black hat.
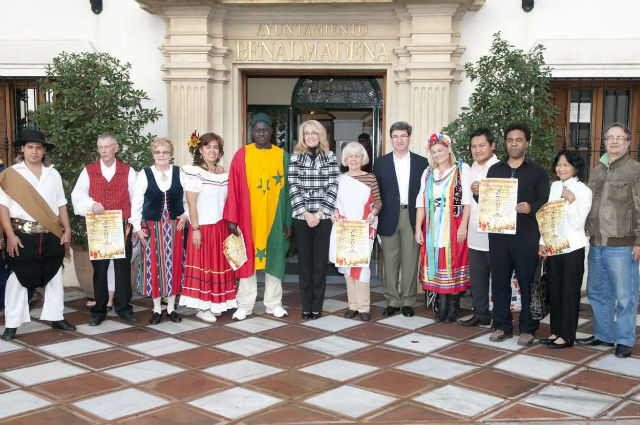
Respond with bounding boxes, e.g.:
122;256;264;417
0;129;74;341
224;113;292;321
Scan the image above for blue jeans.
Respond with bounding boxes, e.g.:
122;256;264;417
587;246;639;347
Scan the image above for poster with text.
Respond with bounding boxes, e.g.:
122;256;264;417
478;178;518;234
335;220;370;267
536;199;570;255
86;210;125;260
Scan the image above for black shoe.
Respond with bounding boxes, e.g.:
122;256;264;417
51;319;76;331
446;294;459;323
458;316;491;327
435;293;448;322
301;312;312;320
615;344;632;358
344;309;357;319
575;336;614;347
166;310;182;323
549;339;574;349
359;312;371;321
539;336;558;345
401;306;415;317
382;306;399;317
88;316;104;327
118;312;139;323
1;328;16;341
311;312;321;320
149;312;162;325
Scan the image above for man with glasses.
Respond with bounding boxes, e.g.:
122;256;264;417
71;132;139;326
373;121;428;317
486;123;549;345
577;122;640;358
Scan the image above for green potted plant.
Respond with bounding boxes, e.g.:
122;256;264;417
33;52;161;295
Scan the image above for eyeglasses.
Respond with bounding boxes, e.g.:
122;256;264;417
605;135;628;142
391;134;410;140
153;150;171;156
303;131;319;137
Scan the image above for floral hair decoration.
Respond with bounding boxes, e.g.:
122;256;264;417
187;130;201;155
427;132;452;147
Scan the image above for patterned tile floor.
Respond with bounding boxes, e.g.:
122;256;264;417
1;280;640;424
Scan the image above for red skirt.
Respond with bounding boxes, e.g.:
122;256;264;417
179;221;237;313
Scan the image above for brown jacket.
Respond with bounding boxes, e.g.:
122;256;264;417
587;152;640;246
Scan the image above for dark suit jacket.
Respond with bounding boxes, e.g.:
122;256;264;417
373;151;428;236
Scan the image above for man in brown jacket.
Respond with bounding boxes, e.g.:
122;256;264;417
577;122;640;358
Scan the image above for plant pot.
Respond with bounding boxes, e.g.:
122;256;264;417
72;245;139;299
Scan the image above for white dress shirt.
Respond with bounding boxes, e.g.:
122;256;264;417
540;177;592;253
393;152;411;205
71;160;137;216
0;162;67;220
467;154;500;251
129;165;188;232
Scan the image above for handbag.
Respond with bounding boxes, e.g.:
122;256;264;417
529;259;550;320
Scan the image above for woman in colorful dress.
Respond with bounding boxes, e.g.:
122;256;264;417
179;132;236;322
131;137;187;324
415;133;471;322
289;120;340;319
329;142;381;321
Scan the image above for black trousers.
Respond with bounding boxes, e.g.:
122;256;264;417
546;248;585;340
489;232;540;335
292;218;332;313
469;248;491;321
91;226;133;319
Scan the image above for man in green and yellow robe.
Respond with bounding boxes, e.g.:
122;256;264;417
224;113;292;320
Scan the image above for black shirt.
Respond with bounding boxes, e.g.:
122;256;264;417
486;156;549;235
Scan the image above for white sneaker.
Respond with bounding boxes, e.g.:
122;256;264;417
266;305;288;318
196;310;217;323
232;307;252;321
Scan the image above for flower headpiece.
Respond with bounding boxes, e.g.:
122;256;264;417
188;130;201;155
427;132;452;147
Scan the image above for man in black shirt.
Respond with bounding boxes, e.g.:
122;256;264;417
486;123;549;345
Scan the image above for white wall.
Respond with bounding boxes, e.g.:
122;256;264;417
0;0;168;137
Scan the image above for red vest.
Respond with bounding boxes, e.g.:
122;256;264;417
87;160;132;219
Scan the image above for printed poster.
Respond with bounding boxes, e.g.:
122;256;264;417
536;199;571;255
86;210;125;260
223;229;248;271
478;178;518;234
335;220;370;268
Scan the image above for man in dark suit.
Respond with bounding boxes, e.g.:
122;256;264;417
373;121;428;317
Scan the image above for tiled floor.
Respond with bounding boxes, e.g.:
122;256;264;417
1;281;640;424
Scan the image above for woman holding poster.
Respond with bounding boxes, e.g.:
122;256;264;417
537;150;591;348
415;133;471;323
330;142;381;321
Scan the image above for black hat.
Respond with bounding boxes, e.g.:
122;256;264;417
13;129;55;151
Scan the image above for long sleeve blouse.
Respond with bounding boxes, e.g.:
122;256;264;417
288;150;340;219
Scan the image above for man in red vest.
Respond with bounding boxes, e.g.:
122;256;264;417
71;132;138;326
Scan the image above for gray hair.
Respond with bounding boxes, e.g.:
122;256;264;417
341;141;369;167
97;132;118;145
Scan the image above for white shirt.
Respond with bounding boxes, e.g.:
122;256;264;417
540;177;592;253
0;162;67;220
180;165;228;226
393;152;411;205
129;165;188;232
416;163;471;247
71;160;137;216
467;155;500;251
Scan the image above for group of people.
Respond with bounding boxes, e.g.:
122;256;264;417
0;116;638;360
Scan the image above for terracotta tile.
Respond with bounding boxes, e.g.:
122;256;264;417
119;405;222;425
261;324;328;344
0;380;12;392
490;402;573;420
16;329;79;346
31;373;121;401
61;311;91;324
561;369;640;396
163;347;239;368
456;369;539;398
255;346;328;368
525;343;600;363
354;370;438;397
366;401;460;422
436;342;508;365
243;403;343;424
339;323;406;343
98;327;163;345
250;371;334;398
1;407;93;425
342;347;418;368
282;293;303;307
71;348;145;369
66;299;93;310
0;349;50;371
181;326;244;345
144;372;227;400
611;401;640;418
420;322;487;339
275;306;304;323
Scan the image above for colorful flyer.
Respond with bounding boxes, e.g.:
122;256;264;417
86;210;126;260
223;229;248;271
335;220;370;268
536;199;570;255
477;178;518;234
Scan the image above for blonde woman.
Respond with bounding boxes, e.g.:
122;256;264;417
130;138;188;324
288;120;339;319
